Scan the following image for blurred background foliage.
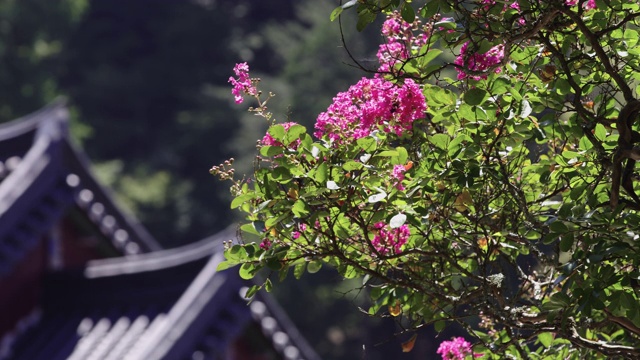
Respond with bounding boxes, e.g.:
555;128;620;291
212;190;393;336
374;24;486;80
0;0;447;357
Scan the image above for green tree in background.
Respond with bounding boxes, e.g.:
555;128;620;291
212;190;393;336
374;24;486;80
0;0;86;122
60;0;242;245
0;0;299;246
57;0;298;245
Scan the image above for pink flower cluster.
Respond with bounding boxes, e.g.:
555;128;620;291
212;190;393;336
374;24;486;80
314;77;426;144
565;0;596;10
292;223;307;240
392;165;406;190
479;0;526;26
262;122;301;150
437;337;478;360
371;222;410;255
376;12;430;73
260;238;272;250
229;62;257;104
454;42;505;80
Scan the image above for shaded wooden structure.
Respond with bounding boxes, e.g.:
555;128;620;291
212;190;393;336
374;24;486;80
0;102;319;360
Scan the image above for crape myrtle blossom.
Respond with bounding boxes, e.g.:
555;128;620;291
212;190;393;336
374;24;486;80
259;238;272;250
292;223;307;240
377;11;430;74
480;0;525;26
377;13;412;73
392;164;406;190
371;222;410;255
454;42;505;80
314;76;426;144
228;62;257;104
565;0;596;9
437;337;480;360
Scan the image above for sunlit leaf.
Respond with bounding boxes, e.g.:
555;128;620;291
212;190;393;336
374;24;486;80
389;300;402;316
401;334;418;353
454;188;473;212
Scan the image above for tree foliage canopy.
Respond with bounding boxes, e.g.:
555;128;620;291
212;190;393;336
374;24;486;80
217;0;640;357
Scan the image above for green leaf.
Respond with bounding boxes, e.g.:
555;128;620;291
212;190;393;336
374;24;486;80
239;223;259;236
343;161;364;171
594;123;607;141
559;233;574;252
491;77;510;95
330;6;343;21
265;213;289;229
266;256;284;270
429;133;450;150
239;262;258;280
244;284;261;299
375;150;399;157
230;193;253;209
268;124;286;141
419;49;443;68
285;124;306;145
465;88;488;106
401;3;415;23
313;162;328;183
538;332;554;348
421;0;440;18
260;145;284;157
549;220;569;233
272;167;292;181
294;262;306;279
357;137;377;152
423;84;456;106
216;260;235;271
292;199;311;217
556;77;572;95
308;260;322;273
242;221;266;235
551;292;571;306
394;147;408;164
356;8;376;31
226;245;247;262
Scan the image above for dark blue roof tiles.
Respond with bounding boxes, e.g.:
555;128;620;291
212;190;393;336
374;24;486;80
0;182;74;275
3;224;323;360
0;101;162;274
249;291;322;360
8;307;169;360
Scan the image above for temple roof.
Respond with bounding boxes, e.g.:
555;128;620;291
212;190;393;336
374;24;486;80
0;100;161;275
6;226;320;360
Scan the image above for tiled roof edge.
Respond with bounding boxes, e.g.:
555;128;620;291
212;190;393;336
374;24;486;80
62;139;162;253
83;225;236;278
0;99;67;141
253;290;322;360
127;253;228;360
